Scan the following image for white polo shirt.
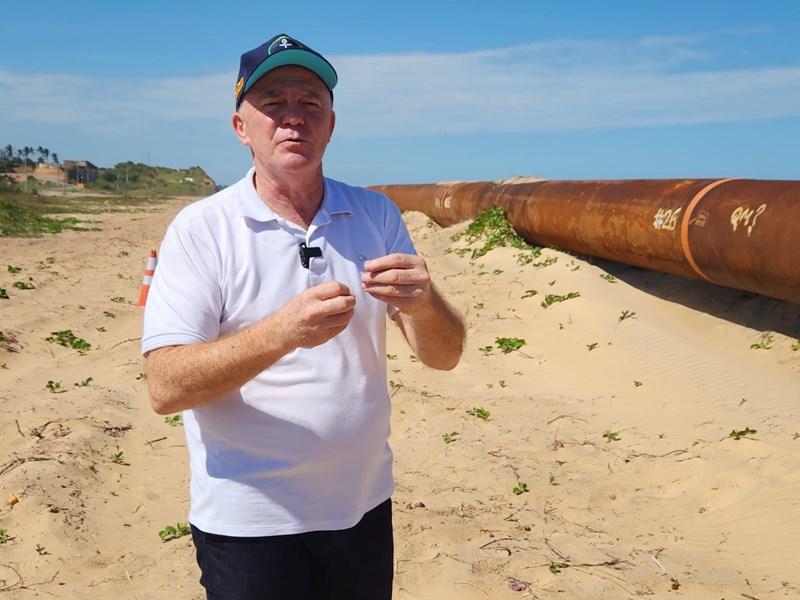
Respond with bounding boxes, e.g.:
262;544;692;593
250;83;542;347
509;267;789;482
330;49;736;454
142;168;415;536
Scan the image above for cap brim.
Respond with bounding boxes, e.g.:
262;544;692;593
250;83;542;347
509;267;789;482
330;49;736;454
244;49;338;96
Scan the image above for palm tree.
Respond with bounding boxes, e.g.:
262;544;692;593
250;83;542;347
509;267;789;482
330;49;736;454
51;152;59;165
21;147;32;192
3;145;11;161
42;148;50;164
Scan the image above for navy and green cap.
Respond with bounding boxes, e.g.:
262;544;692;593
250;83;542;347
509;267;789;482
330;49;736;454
235;34;338;108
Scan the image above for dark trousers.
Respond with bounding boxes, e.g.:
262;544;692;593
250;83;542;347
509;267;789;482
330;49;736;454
191;499;393;600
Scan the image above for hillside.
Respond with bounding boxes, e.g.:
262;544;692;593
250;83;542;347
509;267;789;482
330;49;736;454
88;162;217;195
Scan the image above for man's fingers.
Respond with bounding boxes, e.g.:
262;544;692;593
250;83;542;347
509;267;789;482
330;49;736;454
321;309;355;330
310;280;352;300
363;253;421;273
362;268;426;286
362;284;425;299
320;294;356;315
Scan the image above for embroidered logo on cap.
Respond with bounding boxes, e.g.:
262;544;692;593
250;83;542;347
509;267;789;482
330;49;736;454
268;36;294;55
234;77;244;98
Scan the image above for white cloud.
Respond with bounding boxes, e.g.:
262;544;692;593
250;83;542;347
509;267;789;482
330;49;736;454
331;37;800;138
1;35;798;140
0;69;230;131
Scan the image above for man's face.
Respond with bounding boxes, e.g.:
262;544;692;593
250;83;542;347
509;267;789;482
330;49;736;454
233;65;335;177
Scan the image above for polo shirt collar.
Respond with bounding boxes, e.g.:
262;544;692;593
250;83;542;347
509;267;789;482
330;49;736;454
237;168;352;224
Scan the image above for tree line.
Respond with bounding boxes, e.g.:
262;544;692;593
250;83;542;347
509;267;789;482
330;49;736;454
0;145;60;173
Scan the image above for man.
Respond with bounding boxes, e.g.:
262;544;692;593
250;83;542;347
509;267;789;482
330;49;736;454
142;34;465;600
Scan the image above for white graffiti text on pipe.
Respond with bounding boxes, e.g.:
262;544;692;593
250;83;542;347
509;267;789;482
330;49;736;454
731;203;767;238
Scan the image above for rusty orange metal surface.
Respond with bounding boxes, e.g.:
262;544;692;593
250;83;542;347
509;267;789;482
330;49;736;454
370;179;800;304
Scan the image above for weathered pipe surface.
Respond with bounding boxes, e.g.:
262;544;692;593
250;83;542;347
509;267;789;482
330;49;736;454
370;179;800;304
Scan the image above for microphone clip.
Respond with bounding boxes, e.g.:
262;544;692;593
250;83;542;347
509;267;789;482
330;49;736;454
298;242;322;269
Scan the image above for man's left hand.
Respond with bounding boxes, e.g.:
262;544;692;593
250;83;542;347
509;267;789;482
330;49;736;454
362;254;431;314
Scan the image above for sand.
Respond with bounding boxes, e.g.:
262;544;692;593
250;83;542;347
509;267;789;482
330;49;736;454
1;197;798;599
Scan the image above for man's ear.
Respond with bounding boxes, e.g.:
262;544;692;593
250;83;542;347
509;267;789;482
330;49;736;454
232;111;249;146
328;110;336;141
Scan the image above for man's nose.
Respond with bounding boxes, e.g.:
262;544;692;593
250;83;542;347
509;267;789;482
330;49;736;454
282;104;305;126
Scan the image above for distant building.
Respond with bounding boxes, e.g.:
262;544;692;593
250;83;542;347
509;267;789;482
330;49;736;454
63;160;99;184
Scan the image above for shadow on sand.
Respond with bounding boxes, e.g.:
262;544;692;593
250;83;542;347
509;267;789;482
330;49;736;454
588;257;800;340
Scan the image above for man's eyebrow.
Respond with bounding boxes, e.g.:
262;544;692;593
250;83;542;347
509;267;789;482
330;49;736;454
257;84;326;100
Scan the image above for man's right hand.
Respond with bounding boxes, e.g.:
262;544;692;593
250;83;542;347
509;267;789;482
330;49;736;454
279;282;356;349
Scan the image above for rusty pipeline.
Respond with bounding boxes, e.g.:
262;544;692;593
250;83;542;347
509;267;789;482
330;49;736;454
370;179;800;304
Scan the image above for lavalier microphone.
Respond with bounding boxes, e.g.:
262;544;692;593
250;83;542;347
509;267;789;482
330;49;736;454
298;242;322;268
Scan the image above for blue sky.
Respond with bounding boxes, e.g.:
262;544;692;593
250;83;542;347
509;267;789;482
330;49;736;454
2;1;798;186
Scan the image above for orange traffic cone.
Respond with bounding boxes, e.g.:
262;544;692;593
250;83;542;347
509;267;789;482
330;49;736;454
136;250;157;307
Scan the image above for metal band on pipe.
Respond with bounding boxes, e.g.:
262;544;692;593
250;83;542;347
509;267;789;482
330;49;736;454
679;178;738;283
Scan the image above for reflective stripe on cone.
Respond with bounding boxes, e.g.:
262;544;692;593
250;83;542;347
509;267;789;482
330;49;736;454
136;250;158;307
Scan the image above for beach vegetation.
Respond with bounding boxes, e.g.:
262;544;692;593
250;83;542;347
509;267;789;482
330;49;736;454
600;273;617;283
74;377;93;387
540;292;580;308
521;289;538;299
449;206;543;263
164;415;183;427
467;407;491;421
7;265;21;273
159;522;191;542
0;194;89;236
442;431;459;444
512;481;529;495
549;562;568;574
750;333;773;350
12;279;35;290
110;451;128;465
586;342;598;351
110;295;127;304
45;380;63;393
792;340;800;351
45;329;91;353
495;337;526;353
602;430;621;442
0;529;10;543
517;253;557;268
729;427;756;440
35;544;48;555
0;288;8;299
618;310;636;321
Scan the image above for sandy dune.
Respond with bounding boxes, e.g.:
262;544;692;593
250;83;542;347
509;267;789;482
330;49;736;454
1;197;798;599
